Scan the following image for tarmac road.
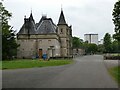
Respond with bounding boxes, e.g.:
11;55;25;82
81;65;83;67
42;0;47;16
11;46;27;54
2;55;118;88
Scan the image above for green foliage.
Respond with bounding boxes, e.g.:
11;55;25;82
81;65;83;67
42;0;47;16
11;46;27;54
72;36;98;54
103;33;119;53
88;44;98;54
2;59;73;69
84;43;98;54
72;37;83;48
111;40;119;53
97;44;104;53
112;0;120;52
0;2;19;60
103;33;112;53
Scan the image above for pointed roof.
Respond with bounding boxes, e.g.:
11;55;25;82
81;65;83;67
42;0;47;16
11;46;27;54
29;12;34;22
18;19;36;35
30;13;33;18
18;13;36;35
58;9;67;25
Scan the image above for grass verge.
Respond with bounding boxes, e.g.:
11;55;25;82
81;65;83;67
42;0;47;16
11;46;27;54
108;66;120;85
1;59;73;70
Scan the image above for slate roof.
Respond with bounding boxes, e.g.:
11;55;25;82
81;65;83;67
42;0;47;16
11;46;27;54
36;18;57;34
18;18;36;35
58;10;67;25
18;13;58;35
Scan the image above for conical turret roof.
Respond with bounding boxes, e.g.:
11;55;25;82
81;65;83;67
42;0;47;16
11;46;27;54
58;10;67;25
29;12;34;22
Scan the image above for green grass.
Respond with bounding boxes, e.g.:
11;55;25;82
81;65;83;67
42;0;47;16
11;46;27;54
108;66;120;85
1;59;73;70
0;61;2;69
110;54;120;56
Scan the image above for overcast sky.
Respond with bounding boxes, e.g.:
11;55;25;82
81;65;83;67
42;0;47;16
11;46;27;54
3;0;117;40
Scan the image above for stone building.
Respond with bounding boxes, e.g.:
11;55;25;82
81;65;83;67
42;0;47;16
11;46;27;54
73;48;85;56
17;10;73;59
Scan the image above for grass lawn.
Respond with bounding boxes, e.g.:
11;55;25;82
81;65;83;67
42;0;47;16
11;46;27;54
112;54;120;56
105;53;120;56
108;66;120;85
0;61;1;69
1;59;73;70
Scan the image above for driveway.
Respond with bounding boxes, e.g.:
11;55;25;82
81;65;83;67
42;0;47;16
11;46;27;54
2;55;118;88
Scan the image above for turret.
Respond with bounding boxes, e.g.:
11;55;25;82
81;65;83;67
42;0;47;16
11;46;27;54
57;9;68;36
57;9;67;25
57;9;69;57
29;12;35;23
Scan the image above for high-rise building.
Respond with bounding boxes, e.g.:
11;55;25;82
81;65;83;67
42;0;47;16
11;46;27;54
84;34;98;45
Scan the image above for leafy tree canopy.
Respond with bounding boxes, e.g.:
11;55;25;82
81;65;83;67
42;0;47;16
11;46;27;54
103;33;112;53
112;0;120;52
72;37;83;48
1;1;19;60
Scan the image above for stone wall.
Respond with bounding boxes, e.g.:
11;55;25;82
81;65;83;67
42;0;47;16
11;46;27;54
17;34;61;58
57;25;72;57
17;39;36;58
37;39;61;57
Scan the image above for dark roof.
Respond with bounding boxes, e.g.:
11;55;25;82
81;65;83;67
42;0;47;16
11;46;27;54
58;10;67;25
18;17;36;35
37;18;57;34
18;13;58;35
35;23;39;28
38;16;47;24
30;13;34;21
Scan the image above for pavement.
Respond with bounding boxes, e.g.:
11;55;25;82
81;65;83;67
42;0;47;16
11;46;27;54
2;55;119;88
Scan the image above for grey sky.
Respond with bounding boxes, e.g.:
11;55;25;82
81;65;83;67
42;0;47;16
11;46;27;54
3;0;117;40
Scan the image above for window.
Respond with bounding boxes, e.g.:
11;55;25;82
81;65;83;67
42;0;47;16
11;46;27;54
48;40;51;42
48;40;51;44
60;28;63;34
39;40;42;43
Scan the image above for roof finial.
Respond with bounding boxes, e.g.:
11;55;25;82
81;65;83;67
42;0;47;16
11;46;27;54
58;5;67;25
31;8;32;14
61;4;63;11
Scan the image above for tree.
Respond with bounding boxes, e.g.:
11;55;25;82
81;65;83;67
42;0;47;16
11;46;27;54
103;33;112;53
72;37;83;48
0;1;19;60
112;0;120;52
111;40;119;53
84;43;98;54
97;44;104;53
89;44;98;54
